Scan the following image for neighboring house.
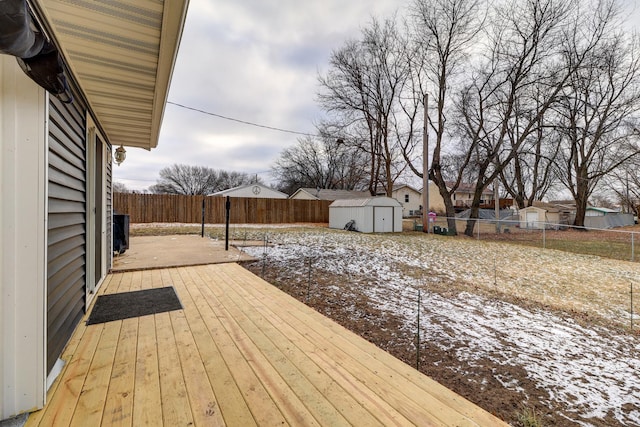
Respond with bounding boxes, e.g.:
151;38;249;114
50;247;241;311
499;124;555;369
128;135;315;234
290;188;370;200
519;201;575;229
450;182;495;210
329;197;403;233
0;1;188;421
420;181;447;214
212;183;288;199
390;184;422;217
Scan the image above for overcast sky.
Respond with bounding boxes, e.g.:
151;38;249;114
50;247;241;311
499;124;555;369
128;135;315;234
114;0;403;191
114;0;640;192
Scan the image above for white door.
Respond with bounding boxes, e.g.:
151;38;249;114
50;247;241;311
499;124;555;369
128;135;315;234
526;211;539;229
374;207;394;232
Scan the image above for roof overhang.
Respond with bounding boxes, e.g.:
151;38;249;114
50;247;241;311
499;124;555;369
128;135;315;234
32;0;189;150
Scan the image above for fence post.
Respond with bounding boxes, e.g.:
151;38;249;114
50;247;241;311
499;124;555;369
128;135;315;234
416;289;421;370
306;257;312;303
201;197;205;237
225;196;230;250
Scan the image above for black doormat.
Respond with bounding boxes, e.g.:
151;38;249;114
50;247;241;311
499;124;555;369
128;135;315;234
87;287;182;325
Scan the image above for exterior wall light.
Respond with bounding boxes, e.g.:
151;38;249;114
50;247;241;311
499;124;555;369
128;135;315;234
114;145;126;166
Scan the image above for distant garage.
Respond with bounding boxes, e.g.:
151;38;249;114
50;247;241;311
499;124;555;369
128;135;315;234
329;197;403;233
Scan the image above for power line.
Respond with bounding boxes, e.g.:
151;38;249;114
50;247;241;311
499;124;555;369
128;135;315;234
167;101;315;137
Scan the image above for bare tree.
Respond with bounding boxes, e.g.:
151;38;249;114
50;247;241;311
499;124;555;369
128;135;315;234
271;133;368;195
399;0;485;233
148;164;258;195
606;159;640;216
553;9;640;227
498;90;562;209
447;0;582;235
113;181;130;193
318;16;411;196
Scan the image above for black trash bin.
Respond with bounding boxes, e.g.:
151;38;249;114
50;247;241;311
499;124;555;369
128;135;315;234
113;213;130;254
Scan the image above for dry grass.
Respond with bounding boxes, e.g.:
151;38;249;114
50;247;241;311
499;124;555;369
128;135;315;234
404;219;640;263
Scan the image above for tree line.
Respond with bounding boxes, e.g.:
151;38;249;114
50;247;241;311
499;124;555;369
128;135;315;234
114;164;262;196
272;0;640;234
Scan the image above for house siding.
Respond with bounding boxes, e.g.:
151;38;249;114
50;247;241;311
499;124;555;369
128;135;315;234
46;93;87;373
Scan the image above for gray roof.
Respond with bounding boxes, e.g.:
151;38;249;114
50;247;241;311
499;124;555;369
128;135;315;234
297;188;370;200
329;197;403;208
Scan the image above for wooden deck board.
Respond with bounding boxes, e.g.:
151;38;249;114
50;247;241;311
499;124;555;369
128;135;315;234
27;263;508;427
209;267;421;426
132;315;161;426
165;268;225;426
193;267;356;426
155;312;194;426
181;266;320;427
101;317;137;427
222;265;492;426
201;266;389;426
69;321;120;426
173;267;276;426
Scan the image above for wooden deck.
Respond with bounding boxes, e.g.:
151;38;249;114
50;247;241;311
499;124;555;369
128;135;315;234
26;263;507;426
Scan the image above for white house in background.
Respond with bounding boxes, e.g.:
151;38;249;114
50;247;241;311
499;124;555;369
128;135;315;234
0;0;188;421
329;197;403;233
212;183;288;199
290;188;370;200
418;181;447;214
390;184;422;217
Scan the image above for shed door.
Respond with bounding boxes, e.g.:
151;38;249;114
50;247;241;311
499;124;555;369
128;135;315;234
526;211;538;228
374;207;394;232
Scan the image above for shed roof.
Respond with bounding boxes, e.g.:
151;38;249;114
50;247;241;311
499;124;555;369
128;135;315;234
329;197;403;208
293;188;370;200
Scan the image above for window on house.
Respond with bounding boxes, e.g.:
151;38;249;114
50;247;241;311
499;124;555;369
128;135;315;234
405;194;409;203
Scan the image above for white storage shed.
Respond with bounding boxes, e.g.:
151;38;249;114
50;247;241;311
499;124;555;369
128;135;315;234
329;197;403;233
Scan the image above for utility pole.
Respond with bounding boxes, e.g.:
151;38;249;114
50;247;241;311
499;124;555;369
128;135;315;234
422;93;429;233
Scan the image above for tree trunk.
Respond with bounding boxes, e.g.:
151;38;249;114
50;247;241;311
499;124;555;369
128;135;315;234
573;177;590;228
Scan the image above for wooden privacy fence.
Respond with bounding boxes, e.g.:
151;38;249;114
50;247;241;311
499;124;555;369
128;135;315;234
113;193;332;224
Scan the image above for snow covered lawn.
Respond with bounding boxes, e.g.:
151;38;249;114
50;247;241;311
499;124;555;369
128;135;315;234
240;227;639;427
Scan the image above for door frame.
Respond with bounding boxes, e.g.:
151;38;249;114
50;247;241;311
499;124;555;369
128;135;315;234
85;115;107;305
